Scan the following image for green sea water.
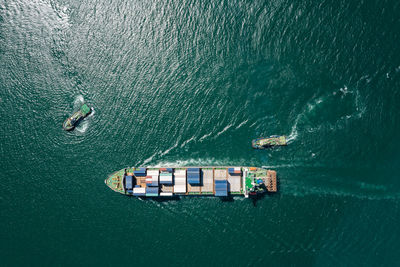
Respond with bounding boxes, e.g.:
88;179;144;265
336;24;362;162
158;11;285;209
1;0;400;265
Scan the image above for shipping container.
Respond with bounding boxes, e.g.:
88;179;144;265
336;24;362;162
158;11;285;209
200;169;213;193
160;174;173;184
215;180;228;196
125;175;133;189
187;171;200;184
147;170;159;176
187;172;200;178
174;169;187;193
146;186;159;197
134;187;146;193
133;187;146;196
215;169;227;180
174;185;186;193
149;181;159;187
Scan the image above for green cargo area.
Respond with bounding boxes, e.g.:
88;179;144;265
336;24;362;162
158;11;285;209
80;104;91;115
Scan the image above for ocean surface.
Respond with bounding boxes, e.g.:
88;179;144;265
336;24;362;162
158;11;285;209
1;0;400;265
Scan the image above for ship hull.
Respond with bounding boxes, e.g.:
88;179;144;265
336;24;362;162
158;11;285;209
105;166;277;198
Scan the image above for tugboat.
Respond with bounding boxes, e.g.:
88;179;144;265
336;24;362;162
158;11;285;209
252;135;287;149
63;104;92;131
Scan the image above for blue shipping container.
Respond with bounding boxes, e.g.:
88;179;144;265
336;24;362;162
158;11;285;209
215;180;228;196
134;170;146;176
125;175;133;189
146;187;159;194
188;177;200;184
160;180;173;185
187;172;200;178
215;190;228;197
149;181;159;187
215;180;228;185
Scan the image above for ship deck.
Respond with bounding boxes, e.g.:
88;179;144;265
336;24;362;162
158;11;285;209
106;166;277;197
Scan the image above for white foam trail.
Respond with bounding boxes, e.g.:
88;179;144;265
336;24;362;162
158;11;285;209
285;89;359;143
286;115;300;144
306;95;325;112
286;96;324;144
75;121;88;134
141;139;181;166
339;85;350;95
149;158;229;168
283;185;400;201
214;124;233;139
180;136;196;148
358;182;387;191
160;140;180;156
199;132;212;142
73;95;84;109
88;107;95;118
235;119;248;129
141;151;159;166
354;89;366;119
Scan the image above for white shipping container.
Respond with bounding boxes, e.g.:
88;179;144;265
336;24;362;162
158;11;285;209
133;188;146;193
174;185;186;193
147;170;159;176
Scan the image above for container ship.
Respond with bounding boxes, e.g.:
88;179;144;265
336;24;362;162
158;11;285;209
105;167;277;198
